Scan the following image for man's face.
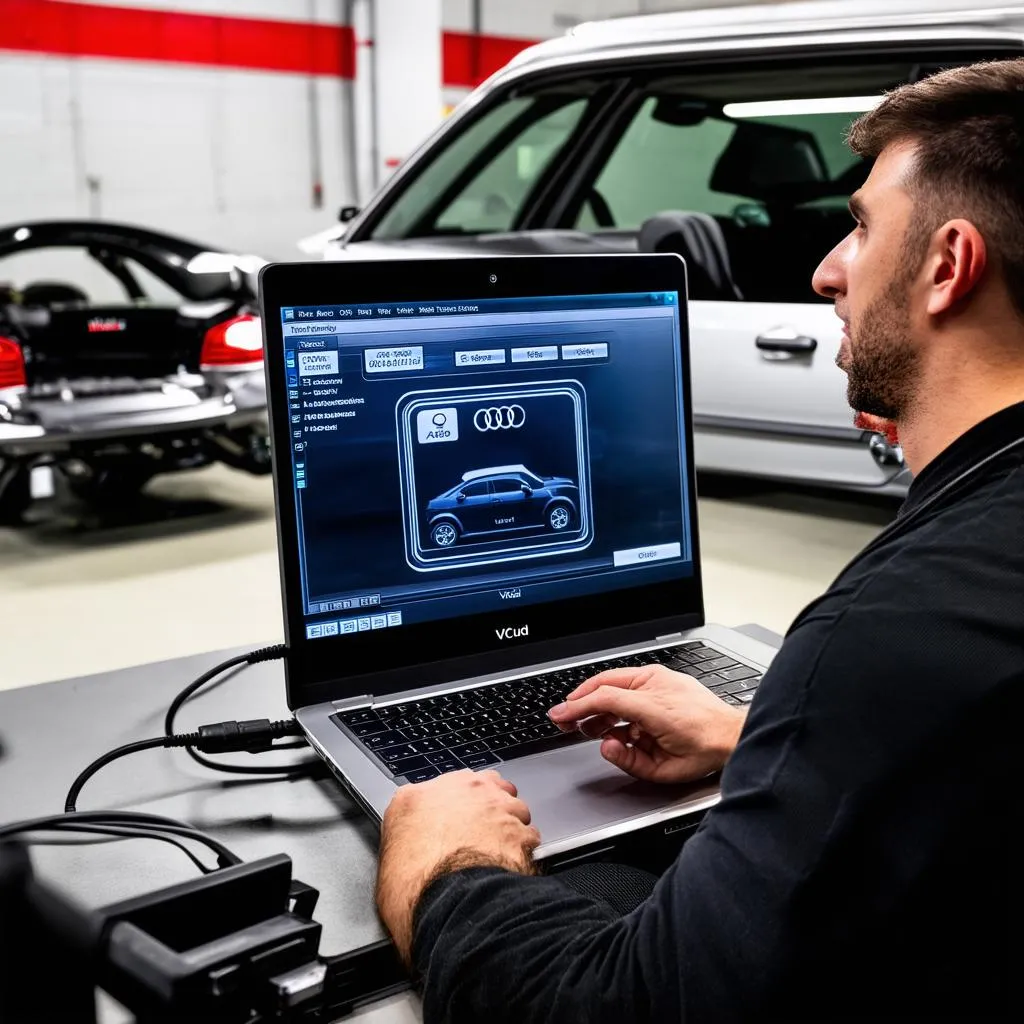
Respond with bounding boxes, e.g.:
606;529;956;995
812;142;927;421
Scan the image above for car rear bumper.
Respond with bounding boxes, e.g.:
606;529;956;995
0;371;266;456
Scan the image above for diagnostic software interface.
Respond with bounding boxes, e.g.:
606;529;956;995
278;291;695;641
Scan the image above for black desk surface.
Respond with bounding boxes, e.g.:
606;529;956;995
0;626;782;1019
0;647;385;957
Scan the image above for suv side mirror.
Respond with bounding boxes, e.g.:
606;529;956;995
338;206;359;223
456;491;467;503
521;484;533;496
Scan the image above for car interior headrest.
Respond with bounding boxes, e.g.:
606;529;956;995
637;211;743;301
710;120;827;201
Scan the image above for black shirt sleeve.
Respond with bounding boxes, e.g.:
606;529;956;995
411;591;844;1023
410;523;1022;1022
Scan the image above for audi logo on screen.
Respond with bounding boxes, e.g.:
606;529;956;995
473;405;525;431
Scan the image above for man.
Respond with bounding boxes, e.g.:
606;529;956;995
376;61;1022;1020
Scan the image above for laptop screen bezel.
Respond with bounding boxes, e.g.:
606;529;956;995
260;254;704;711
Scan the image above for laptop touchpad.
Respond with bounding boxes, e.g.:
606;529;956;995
498;739;719;851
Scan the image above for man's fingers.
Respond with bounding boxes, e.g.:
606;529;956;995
600;734;661;781
549;684;650;729
578;712;620;739
480;770;518;797
504;794;532;825
562;668;649;703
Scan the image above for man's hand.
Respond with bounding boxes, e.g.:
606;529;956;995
376;769;540;964
548;665;747;784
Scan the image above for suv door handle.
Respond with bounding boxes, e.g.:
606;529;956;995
755;330;817;354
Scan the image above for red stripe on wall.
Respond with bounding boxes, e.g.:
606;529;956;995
443;29;539;89
0;1;537;86
0;0;356;77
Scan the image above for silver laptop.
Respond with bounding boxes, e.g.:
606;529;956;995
259;254;777;863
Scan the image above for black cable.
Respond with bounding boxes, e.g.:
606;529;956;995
65;737;177;813
0;811;242;871
65;719;300;812
163;650;267;737
44;823;214;874
164;645;312;777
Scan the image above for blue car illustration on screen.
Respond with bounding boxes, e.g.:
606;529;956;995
425;465;579;548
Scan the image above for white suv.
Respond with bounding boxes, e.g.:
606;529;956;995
318;0;1024;493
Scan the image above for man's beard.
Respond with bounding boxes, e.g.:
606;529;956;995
841;276;920;421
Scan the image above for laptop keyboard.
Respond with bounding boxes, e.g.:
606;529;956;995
332;641;762;783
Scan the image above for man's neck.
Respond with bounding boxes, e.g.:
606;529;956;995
899;357;1024;474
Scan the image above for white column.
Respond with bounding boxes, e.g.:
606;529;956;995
370;0;443;187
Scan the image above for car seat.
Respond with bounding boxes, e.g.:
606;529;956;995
20;282;89;306
637;211;743;301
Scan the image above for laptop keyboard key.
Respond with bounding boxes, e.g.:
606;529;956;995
405;766;441;783
400;724;434;739
702;657;740;673
461;752;499;769
685;646;717;662
364;730;406;750
348;719;389;738
451;740;489;758
341;709;378;726
380;744;418;763
736;691;757;704
388;755;428;775
714;680;749;696
410;736;442;752
433;760;465;774
714;665;761;683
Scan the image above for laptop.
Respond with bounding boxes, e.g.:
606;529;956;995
259;254;778;863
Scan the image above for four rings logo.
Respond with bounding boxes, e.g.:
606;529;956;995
473;405;525;431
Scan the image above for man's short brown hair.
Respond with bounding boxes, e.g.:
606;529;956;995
848;59;1024;315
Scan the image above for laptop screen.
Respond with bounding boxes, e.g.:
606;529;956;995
277;288;695;645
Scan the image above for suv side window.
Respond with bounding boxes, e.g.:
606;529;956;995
573;88;869;302
575;97;860;232
461;480;490;497
491;477;523;493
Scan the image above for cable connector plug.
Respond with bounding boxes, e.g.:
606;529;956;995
194;718;301;755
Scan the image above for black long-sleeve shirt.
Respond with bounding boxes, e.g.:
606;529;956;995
411;402;1024;1022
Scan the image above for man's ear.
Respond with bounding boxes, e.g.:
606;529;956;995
926;219;988;316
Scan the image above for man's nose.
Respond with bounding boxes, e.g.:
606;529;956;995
812;239;848;300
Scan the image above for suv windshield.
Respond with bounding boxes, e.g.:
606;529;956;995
369;82;606;239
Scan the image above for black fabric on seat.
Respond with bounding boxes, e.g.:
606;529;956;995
637;211;743;301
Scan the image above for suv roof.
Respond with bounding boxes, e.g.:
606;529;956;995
462;465;530;482
506;0;1024;74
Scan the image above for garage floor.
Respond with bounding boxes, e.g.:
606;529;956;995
0;467;897;691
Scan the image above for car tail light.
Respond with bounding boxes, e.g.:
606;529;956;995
200;314;263;369
0;335;27;389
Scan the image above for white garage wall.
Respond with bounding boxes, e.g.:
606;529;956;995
0;0;779;265
446;0;775;37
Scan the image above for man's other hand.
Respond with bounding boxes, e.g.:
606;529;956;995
548;665;747;784
376;769;540;963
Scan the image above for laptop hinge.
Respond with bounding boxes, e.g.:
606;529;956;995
655;631;684;642
331;694;373;711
